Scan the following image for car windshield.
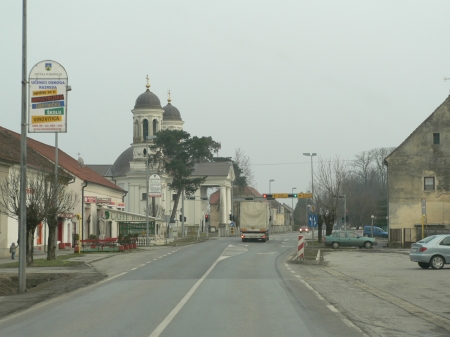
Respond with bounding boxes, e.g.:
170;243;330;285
418;235;436;244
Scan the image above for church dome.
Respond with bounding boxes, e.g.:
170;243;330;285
111;147;132;177
134;89;162;109
163;91;182;120
163;103;182;120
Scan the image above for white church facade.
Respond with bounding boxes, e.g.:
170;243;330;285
90;78;235;235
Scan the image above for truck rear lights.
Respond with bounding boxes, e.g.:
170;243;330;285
241;235;245;238
419;247;427;252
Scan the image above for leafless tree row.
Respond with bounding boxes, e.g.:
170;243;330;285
294;147;395;242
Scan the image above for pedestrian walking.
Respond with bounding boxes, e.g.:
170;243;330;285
10;242;17;260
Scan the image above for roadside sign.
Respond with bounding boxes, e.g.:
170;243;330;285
28;60;68;133
230;221;235;227
421;198;426;215
308;214;318;228
149;174;161;197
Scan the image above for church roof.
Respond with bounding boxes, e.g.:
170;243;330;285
163;103;182;120
110;147;133;177
134;89;162;109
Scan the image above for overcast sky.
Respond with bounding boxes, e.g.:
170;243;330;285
2;1;450;206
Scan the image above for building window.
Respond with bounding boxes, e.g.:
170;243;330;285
142;193;148;200
433;133;440;145
424;177;435;191
143;119;149;140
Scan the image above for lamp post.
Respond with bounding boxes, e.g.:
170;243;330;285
291;187;297;209
144;135;157;246
269;179;274;193
302;153;317;199
371;215;375;237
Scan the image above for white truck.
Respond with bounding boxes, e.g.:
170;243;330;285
239;201;270;242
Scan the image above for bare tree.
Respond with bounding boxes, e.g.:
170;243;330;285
234;148;255;188
44;177;78;261
314;156;350;239
0;162;78;263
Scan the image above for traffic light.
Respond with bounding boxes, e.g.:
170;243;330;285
233;215;236;221
205;214;210;222
229;214;232;221
346;214;350;222
179;215;186;221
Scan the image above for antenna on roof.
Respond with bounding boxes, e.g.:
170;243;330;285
77;153;85;168
444;77;450;95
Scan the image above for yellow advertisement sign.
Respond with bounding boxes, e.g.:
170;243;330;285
33;89;57;96
32;116;63;124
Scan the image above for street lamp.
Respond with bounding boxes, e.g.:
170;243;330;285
303;153;317;199
144;135;157;246
269;179;274;193
291;187;297;209
371;215;375;237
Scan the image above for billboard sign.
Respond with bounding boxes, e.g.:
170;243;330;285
28;60;68;133
149;174;161;197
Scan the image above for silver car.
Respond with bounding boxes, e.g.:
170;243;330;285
409;235;450;269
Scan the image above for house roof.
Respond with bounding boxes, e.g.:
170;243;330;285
192;162;234;176
1;126;125;193
384;95;450;164
0;127;49;168
209;185;263;205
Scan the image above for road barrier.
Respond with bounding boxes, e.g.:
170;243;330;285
297;235;305;260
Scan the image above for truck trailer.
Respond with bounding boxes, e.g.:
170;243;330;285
239;201;270;242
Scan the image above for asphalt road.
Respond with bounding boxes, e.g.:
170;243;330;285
1;233;449;337
0;234;363;337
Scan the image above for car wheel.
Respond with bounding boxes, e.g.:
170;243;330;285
418;262;430;269
364;241;373;249
430;255;445;269
331;242;339;249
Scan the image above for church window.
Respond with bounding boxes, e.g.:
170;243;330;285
153;119;158;134
142;193;148;201
433;133;440;145
143;119;149;140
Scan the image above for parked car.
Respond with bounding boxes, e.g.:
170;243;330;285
299;226;309;233
363;226;388;238
409;235;450;269
324;230;377;249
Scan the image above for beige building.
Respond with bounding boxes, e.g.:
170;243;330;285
385;95;450;247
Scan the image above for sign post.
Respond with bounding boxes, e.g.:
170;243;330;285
28;60;68;133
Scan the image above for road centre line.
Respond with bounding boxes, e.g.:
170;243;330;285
131;267;137;270
322;267;450;332
139;264;145;267
148;249;230;337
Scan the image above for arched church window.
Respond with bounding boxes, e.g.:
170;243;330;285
134;120;139;139
153;119;158;134
143;119;149;139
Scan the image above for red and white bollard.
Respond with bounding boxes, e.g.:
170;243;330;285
297;235;305;260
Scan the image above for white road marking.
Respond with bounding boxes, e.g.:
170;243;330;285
300;280;325;300
327;305;339;312
131;268;137;270
148;249;230;337
139;264;145;267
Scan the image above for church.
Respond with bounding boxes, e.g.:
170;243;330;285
89;77;235;236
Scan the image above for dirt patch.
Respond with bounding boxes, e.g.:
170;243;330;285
0;274;69;296
0;271;106;319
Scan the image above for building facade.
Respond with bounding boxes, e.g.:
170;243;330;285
385;95;450;246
